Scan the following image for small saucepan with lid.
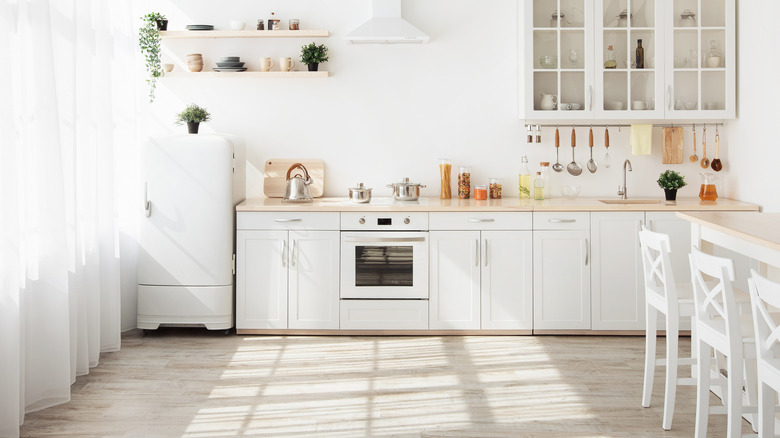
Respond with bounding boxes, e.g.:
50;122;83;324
348;182;372;203
387;177;426;201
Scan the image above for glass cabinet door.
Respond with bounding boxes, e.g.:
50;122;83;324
524;0;594;119
595;0;664;119
664;0;734;119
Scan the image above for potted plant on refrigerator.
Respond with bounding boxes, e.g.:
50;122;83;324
139;12;167;102
299;42;329;71
657;170;687;201
175;104;211;134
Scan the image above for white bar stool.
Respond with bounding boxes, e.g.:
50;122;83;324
748;270;780;438
639;226;697;430
690;247;758;438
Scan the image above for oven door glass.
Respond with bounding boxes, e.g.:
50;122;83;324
341;232;429;299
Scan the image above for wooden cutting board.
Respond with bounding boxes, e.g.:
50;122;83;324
662;127;684;164
263;158;325;198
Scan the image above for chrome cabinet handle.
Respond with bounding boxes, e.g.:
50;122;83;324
548;218;576;223
587;86;593;111
483;240;488;267
274;218;302;223
647;220;655;231
291;240;297;267
467;218;496;223
584;239;590;266
282;240;287;267
667;86;673;111
343;237;425;243
144;182;152;217
474;239;479;267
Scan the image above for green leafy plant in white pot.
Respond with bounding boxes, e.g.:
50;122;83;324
175;104;211;134
657;170;687;201
300;42;329;71
139;12;167;102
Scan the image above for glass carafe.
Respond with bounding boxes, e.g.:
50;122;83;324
699;171;718;201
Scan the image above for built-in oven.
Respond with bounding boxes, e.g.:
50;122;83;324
340;212;429;299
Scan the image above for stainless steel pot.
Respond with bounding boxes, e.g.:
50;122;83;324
283;163;313;203
387;177;426;201
348;182;372;203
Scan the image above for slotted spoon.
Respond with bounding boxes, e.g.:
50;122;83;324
587;127;597;173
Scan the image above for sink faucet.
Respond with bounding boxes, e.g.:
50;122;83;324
618;159;632;199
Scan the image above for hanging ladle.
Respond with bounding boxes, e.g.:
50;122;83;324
552;127;564;172
567;127;583;176
711;125;722;171
700;124;710;168
689;124;698;163
587;126;597;173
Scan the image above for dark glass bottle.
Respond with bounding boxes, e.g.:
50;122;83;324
636;39;644;69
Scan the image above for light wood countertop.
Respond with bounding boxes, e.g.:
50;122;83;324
237;197;758;212
677;212;780;253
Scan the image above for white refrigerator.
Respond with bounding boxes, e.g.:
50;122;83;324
137;134;245;331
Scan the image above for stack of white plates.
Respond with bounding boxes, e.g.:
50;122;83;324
186;24;214;31
214;56;246;72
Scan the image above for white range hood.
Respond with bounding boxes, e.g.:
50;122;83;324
345;0;429;44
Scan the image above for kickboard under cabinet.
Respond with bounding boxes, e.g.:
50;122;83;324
340;300;428;330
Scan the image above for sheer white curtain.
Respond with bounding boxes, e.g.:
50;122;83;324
0;1;137;436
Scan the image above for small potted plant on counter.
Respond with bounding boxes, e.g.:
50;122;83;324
300;42;329;71
657;170;686;201
175;103;211;134
139;12;167;102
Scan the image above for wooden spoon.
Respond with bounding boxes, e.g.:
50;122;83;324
604;126;611;168
700;125;710;168
711;126;722;171
689;125;698;163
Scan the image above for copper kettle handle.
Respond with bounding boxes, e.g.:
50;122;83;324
285;163;310;181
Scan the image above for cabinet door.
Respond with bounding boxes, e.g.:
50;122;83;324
590;212;644;330
646;211;692;283
481;231;533;330
236;230;288;329
430;231;481;329
595;0;664;119
533;230;591;330
288;230;340;329
663;0;735;119
520;0;595;120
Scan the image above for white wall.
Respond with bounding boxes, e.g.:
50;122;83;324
126;0;744;328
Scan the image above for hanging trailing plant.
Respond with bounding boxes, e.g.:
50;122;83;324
139;12;167;102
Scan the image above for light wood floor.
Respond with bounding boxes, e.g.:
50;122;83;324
20;330;751;437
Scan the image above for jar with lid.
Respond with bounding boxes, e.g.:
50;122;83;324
256;19;264;30
267;11;281;30
439;158;452;199
699;171;718;201
289;18;300;30
473;185;487;200
457;166;471;199
706;40;721;68
617;9;633;27
679;9;697;27
488;178;502;199
550;10;565;27
533;172;545;201
539;162;551;198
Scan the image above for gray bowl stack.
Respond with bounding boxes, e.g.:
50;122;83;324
214;56;247;72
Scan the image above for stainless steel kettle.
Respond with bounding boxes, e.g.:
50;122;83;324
283;163;313;203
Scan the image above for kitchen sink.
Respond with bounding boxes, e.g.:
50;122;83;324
599;199;664;205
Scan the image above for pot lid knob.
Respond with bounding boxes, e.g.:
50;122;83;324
402;177;410;183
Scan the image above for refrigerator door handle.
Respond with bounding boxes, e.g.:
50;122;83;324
144;182;152;217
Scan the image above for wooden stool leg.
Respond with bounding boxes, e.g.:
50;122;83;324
643;305;659;408
726;352;743;438
662;316;680;430
695;341;711;438
758;381;776;438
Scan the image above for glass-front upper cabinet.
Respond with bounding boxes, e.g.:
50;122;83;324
664;0;735;119
520;0;595;120
595;0;664;119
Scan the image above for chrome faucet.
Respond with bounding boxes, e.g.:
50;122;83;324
618;159;632;199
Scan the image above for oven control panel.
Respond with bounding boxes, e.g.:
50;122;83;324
341;212;429;231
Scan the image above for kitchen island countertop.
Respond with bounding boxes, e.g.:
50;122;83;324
237;197;759;212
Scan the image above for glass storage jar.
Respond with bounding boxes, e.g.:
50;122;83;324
488;178;502;199
457;166;471;199
680;9;696;27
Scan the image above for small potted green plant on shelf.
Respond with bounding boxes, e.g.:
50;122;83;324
139;12;167;102
657;170;687;201
175;104;211;134
300;42;329;71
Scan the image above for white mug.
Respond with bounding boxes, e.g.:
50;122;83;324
632;100;647;110
260;57;275;72
570;103;581;110
279;57;295;72
559;103;572;110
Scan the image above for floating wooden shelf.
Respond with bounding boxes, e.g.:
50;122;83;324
164;71;329;78
160;30;330;39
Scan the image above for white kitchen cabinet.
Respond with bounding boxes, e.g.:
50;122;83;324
236;213;340;331
429;231;481;329
590;212;644;330
646;211;692;283
481;231;533;330
236;230;288;329
533;224;591;330
520;0;735;120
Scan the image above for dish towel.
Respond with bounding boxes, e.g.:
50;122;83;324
630;124;653;155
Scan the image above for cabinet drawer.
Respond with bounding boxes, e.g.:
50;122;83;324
340;300;428;330
429;212;532;230
533;212;590;230
237;212;339;230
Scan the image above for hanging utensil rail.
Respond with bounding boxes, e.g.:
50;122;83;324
523;122;724;130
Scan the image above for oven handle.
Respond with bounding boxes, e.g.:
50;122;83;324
342;237;426;243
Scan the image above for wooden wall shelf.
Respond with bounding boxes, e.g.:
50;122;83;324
160;30;330;39
164;71;329;78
